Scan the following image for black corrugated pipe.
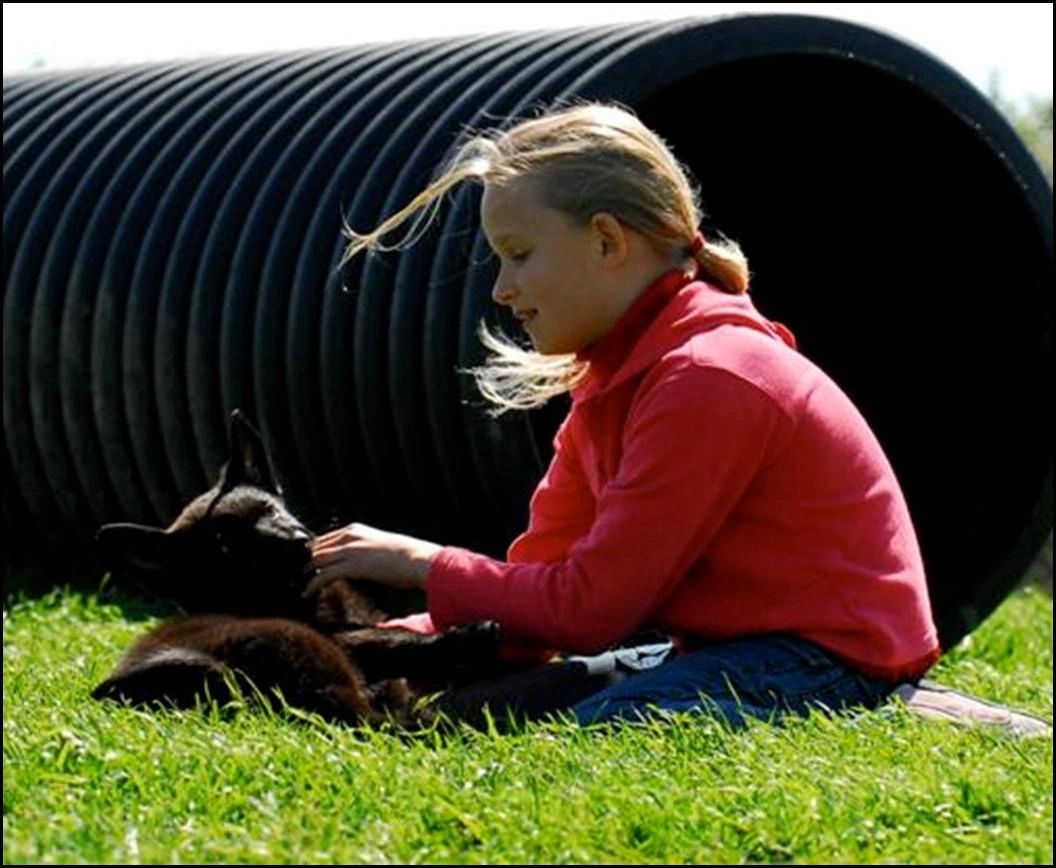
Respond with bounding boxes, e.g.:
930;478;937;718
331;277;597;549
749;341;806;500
3;15;1052;649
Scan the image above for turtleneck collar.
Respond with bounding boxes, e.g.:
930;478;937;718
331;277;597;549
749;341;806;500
570;269;798;404
575;267;695;382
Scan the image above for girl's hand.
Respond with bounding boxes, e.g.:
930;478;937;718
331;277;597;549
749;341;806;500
305;523;442;595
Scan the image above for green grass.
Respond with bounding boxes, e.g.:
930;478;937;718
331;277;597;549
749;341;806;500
4;582;1052;864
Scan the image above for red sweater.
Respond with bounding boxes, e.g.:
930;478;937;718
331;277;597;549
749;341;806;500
422;268;940;681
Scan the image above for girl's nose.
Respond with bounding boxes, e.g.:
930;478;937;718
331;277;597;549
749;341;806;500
491;273;516;306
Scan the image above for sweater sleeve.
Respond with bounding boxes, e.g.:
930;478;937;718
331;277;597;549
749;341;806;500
427;362;789;653
505;416;595;564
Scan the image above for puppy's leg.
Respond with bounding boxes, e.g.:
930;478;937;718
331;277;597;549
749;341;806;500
92;647;232;708
330;622;502;685
219;623;379;726
365;678;435;729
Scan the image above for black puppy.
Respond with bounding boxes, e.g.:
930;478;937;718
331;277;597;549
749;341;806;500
93;410;501;727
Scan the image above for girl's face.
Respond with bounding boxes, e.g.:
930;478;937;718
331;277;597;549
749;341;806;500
480;180;609;355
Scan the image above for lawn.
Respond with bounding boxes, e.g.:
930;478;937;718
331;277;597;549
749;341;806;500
3;581;1052;863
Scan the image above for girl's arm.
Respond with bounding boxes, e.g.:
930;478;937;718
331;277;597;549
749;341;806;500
506;416;596;564
309;361;787;655
426;362;787;653
308;415;594;594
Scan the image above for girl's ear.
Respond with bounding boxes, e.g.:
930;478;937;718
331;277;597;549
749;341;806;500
96;523;175;575
589;212;629;267
218;409;280;494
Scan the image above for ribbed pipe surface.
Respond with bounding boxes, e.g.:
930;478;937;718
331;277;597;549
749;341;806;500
4;15;1052;647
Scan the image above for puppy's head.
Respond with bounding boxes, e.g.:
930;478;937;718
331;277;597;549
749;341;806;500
98;411;313;615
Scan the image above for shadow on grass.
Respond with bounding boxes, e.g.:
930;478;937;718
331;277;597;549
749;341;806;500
4;550;180;623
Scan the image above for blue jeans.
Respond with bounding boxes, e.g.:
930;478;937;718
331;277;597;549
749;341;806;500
569;634;899;728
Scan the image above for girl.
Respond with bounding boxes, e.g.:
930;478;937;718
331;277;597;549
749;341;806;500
308;101;940;727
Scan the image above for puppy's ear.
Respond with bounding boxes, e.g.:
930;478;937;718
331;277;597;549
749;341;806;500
218;409;279;494
97;523;177;575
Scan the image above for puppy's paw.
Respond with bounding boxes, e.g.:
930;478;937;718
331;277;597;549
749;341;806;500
447;619;502;652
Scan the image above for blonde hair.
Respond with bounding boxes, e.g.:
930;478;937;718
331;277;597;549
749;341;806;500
341;100;751;414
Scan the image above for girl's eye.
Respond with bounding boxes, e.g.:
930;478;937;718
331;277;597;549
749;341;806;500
510;252;529;263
